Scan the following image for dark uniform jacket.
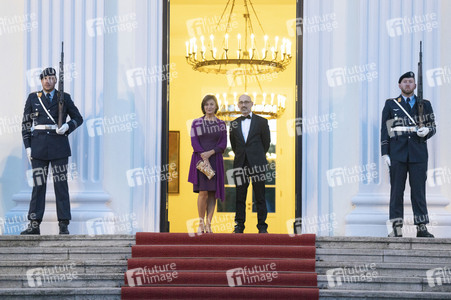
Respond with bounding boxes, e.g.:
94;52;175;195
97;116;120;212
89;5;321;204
230;114;271;169
22;90;83;160
380;95;436;163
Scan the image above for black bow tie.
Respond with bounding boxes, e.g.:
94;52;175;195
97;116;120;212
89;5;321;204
241;115;251;120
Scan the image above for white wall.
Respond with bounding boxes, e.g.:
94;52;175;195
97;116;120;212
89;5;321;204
1;0;450;236
0;0;163;235
303;0;451;237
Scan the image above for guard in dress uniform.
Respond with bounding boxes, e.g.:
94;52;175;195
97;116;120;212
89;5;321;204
380;71;436;238
21;67;83;235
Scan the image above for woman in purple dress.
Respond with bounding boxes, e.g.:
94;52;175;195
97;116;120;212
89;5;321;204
188;95;227;233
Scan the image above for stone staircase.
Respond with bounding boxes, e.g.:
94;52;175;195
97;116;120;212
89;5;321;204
316;237;451;299
0;234;134;300
2;235;451;299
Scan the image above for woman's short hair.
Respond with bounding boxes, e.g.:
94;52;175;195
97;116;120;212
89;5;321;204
201;94;219;114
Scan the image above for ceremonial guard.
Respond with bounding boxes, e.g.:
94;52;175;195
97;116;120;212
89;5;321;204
380;71;436;238
21;66;83;235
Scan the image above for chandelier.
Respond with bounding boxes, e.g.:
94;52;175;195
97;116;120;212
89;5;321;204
185;1;292;75
215;92;286;121
185;0;292;119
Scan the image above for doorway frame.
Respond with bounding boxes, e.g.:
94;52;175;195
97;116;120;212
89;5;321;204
159;0;303;232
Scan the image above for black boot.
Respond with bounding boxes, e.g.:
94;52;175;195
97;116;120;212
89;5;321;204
416;224;434;238
388;220;403;237
20;220;41;235
59;220;70;235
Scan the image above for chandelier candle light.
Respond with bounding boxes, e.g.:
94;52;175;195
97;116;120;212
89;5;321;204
186;33;291;75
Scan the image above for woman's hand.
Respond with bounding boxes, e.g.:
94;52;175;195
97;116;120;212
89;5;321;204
200;149;215;161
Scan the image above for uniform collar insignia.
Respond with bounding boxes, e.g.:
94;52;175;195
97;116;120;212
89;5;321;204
37;92;42;98
397;97;402;102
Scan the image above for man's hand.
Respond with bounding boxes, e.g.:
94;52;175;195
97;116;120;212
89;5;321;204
382;155;391;167
26;148;32;165
56;123;69;135
417;127;430;138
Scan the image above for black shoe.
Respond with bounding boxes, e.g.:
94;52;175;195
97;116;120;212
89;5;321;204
20;221;41;235
388;219;403;237
416;224;434;238
232;226;244;233
59;221;70;235
258;228;268;234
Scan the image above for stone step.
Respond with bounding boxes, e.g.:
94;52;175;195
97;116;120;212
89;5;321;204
317;275;451;292
0;273;124;288
0;247;132;261
0;287;121;300
316;261;450;278
316;248;451;264
0;260;128;275
319;289;451;299
316;237;451;251
0;234;135;247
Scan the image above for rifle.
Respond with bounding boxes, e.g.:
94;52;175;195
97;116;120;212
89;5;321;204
417;41;424;128
58;42;64;128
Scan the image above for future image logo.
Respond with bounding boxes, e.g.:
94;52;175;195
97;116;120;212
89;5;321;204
326;63;377;87
426;67;451;87
286;13;338;37
326;163;377;187
26;264;78;287
86;13;138;37
427;167;451;187
426;267;451;287
326;263;377;288
386;14;438;38
226;263;278;287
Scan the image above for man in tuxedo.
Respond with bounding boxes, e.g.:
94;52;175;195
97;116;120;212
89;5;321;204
229;94;271;233
21;67;83;235
381;71;436;238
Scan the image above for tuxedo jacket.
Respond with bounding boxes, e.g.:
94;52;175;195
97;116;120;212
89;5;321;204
22;90;83;160
229;113;271;169
380;95;436;163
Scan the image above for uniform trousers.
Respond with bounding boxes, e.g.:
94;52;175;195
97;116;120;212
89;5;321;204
389;160;429;225
28;157;71;222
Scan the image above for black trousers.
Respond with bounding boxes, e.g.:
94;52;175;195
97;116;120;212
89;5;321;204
389;160;429;225
234;159;268;230
28;157;71;221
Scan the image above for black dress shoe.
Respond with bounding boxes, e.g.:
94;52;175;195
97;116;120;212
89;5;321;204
258;229;268;234
388;226;402;237
59;221;70;235
20;221;41;235
388;220;403;237
416;224;434;238
232;226;244;233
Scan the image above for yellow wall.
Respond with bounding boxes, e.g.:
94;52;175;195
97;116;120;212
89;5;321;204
169;0;296;233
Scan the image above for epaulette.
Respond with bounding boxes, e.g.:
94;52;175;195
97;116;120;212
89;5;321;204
386;97;402;103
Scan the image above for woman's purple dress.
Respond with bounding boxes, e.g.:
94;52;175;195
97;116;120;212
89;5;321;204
188;116;227;201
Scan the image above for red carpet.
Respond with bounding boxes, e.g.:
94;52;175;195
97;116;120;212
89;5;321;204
121;233;318;300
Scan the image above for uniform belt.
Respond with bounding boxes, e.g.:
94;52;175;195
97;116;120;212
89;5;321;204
390;126;417;132
33;125;58;130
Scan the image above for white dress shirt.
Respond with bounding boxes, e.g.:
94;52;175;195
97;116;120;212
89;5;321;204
241;112;252;142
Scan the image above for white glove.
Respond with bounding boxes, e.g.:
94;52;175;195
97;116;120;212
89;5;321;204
26;148;32;165
56;123;69;135
382;155;391;167
417;127;430;138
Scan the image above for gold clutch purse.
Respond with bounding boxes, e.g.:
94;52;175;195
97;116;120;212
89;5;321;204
196;160;215;180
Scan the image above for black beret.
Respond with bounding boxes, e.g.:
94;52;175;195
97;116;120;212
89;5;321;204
398;71;415;83
40;67;56;79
